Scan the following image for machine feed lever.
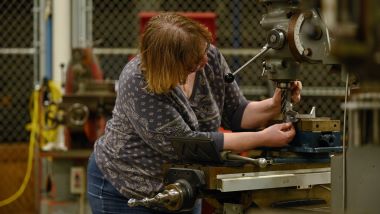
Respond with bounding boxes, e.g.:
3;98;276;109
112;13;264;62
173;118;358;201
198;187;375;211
224;28;287;83
224;44;270;83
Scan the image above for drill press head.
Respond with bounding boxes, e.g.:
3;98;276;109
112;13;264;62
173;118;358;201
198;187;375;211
259;0;338;121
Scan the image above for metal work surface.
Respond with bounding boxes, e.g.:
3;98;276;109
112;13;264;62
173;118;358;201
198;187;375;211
216;167;330;192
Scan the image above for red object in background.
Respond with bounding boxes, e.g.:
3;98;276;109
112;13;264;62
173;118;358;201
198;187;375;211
65;48;103;95
138;12;217;44
64;48;106;148
218;127;232;133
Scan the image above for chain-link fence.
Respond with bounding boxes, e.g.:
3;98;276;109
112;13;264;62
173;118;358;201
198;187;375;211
92;0;345;121
0;0;35;143
92;0;268;79
0;0;346;142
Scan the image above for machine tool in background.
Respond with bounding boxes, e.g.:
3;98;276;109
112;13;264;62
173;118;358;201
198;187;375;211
328;0;380;213
44;48;116;150
36;50;116;213
59;79;115;149
128;1;342;213
60;48;116;149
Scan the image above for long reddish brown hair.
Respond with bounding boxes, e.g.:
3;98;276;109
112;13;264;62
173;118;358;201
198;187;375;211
140;13;212;94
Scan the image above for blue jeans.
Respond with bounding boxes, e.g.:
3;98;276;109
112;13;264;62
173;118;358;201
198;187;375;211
87;153;201;214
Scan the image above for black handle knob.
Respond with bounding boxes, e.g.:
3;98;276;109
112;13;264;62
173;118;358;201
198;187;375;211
224;73;235;83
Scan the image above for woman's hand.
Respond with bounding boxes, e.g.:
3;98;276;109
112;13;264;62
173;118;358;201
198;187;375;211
239;81;302;131
291;81;302;103
260;122;295;147
272;80;303;107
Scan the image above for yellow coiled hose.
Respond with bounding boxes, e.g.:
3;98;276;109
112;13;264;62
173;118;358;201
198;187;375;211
0;81;62;207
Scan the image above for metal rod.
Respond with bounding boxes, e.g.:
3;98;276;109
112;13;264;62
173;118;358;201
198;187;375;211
231;44;270;76
342;71;349;211
221;151;271;168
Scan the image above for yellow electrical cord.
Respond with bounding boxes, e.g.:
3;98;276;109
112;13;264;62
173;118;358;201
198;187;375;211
40;81;62;147
0;90;39;207
0;81;62;207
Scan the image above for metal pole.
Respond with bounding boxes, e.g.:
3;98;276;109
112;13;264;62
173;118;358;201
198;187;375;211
53;0;71;87
72;0;88;48
86;0;93;46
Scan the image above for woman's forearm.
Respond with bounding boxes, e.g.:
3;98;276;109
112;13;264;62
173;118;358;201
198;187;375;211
240;97;280;129
223;132;266;152
223;122;295;152
239;83;301;129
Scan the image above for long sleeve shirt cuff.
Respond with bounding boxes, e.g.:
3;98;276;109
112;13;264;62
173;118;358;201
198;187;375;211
230;101;249;132
210;132;224;152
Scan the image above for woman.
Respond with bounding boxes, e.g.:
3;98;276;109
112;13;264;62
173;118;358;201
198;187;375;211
87;12;301;214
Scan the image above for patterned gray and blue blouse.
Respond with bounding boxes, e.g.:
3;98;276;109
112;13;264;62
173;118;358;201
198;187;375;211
94;45;249;199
